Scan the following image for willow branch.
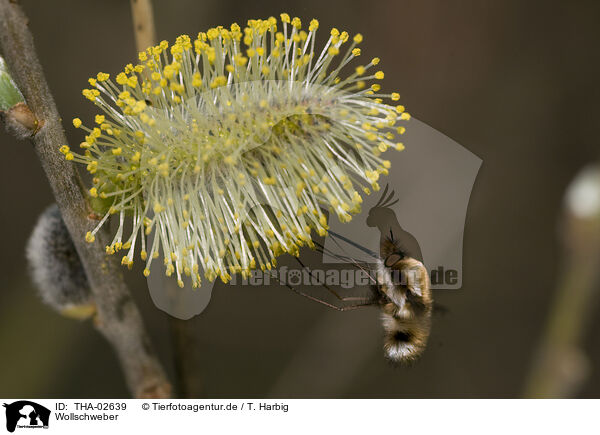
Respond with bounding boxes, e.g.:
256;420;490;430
130;0;157;53
168;318;204;397
0;0;171;398
523;165;600;398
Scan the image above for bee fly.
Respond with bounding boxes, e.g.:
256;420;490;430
376;234;432;363
272;228;433;364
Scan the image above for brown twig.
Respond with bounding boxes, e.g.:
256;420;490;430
523;165;600;398
168;317;204;398
0;0;171;398
130;0;157;53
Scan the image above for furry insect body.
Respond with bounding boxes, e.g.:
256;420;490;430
376;237;432;363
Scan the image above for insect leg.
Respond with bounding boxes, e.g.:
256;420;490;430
265;269;376;311
313;241;377;285
293;256;374;303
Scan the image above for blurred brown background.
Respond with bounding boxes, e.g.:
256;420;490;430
0;0;599;398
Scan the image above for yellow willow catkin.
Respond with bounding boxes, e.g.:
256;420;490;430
64;14;410;288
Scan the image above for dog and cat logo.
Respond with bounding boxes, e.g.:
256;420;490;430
3;401;50;432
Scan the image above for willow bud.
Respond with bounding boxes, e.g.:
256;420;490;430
26;204;95;320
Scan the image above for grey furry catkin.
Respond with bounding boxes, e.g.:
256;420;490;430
26;204;95;319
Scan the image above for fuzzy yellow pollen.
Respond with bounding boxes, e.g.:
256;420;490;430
391;92;400;101
353;33;363;43
192;72;203;87
355;66;366;75
85;232;95;243
116;72;128;85
309;19;319;31
280;13;290;23
374;71;384;79
372;57;380;65
366;170;380;182
82;89;99;101
154;202;165;213
210;75;227;88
